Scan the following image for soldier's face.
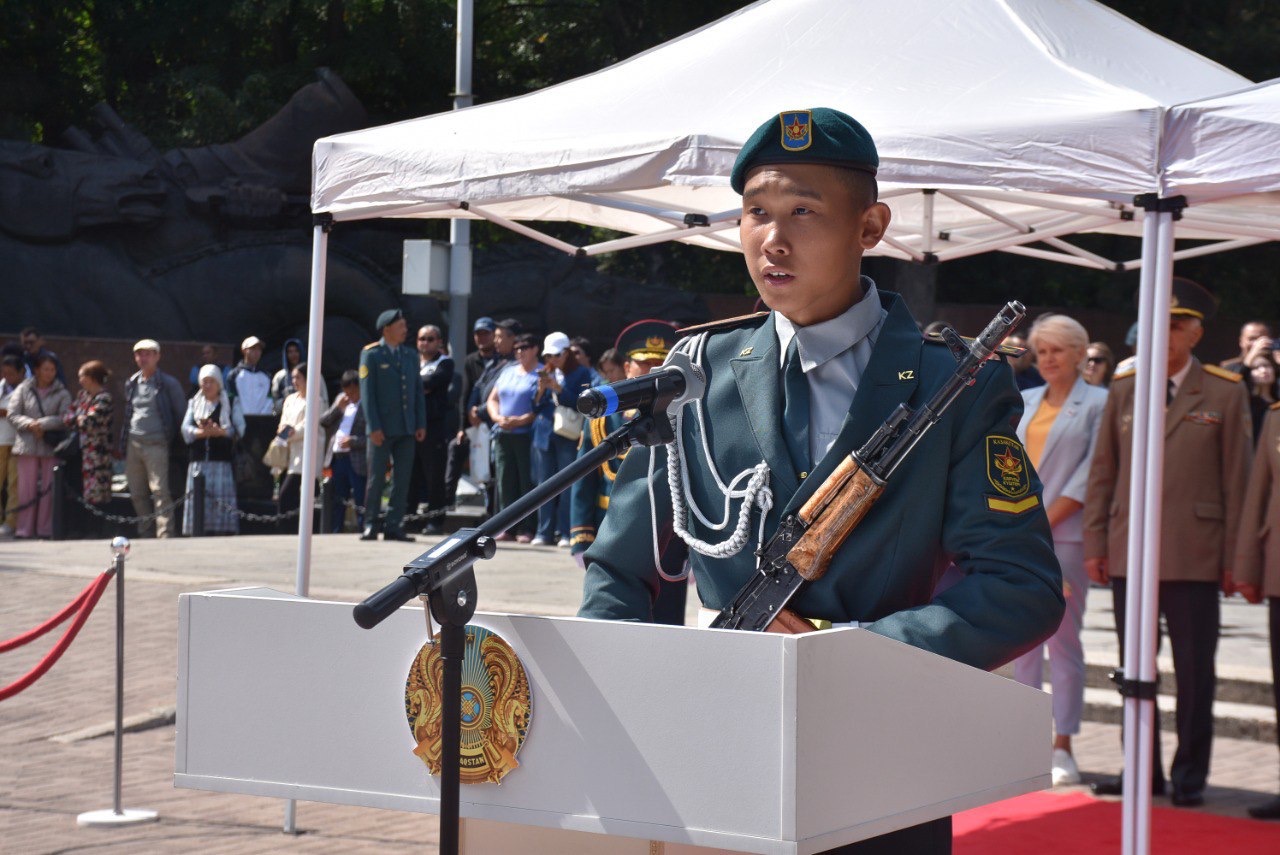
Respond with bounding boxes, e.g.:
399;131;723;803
740;163;889;327
625;357;662;379
1167;317;1203;373
383;318;408;347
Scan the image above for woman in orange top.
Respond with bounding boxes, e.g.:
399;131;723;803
1013;314;1110;786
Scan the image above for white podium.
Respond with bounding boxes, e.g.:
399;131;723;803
175;588;1050;854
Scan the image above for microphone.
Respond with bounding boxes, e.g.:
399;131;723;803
576;351;706;419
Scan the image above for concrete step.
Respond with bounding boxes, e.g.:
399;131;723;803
994;660;1276;743
1078;685;1275;744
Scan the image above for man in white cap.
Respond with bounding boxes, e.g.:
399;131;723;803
118;339;186;537
226;335;273;416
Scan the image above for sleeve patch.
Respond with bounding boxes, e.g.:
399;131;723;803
986;435;1030;498
358;363;369;379
986;495;1041;515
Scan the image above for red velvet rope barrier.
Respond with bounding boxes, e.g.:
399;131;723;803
0;570;115;702
0;572;108;653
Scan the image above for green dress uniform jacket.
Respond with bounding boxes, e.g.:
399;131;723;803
578;290;1064;671
571;411;688;625
569;412;625;556
359;338;426;535
359;340;426;438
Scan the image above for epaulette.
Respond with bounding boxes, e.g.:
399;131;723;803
922;331;1025;358
678;311;769;338
1270;401;1280;411
1202;364;1242;383
362;341;379;351
1112;367;1136;381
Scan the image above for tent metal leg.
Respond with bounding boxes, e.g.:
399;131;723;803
1122;207;1175;855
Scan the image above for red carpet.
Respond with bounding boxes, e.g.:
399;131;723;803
954;791;1276;853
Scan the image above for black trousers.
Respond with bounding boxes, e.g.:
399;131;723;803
405;425;449;523
444;433;469;507
1270;598;1280;752
1111;578;1219;794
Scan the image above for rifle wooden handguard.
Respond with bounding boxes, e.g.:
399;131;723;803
788;457;884;582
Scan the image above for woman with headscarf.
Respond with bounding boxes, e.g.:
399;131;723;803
182;363;246;535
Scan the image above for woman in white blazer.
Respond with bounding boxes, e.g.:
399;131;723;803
1013;314;1110;786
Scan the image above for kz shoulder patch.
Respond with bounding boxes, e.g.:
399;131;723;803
986;435;1030;499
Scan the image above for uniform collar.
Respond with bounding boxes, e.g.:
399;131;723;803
774;277;885;370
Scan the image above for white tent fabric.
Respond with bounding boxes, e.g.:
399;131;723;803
312;0;1249;268
1164;79;1280;201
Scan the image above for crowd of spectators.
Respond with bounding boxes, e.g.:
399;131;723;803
5;285;1280;816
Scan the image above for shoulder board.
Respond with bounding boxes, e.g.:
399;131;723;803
362;342;380;351
1112;367;1135;381
678;311;769;337
1270;401;1280;411
1202;364;1242;383
922;331;1025;358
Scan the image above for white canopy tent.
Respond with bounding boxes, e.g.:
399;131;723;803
301;4;1280;852
311;0;1261;267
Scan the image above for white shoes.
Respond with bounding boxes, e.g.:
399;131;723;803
557;538;570;547
1052;748;1081;786
0;523;13;540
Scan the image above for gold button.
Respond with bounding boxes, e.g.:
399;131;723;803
799;471;808;479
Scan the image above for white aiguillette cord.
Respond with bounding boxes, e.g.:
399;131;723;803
648;333;774;579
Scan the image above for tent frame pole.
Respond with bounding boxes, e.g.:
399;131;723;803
284;215;332;835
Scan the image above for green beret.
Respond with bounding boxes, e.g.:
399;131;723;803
730;108;878;194
375;308;404;330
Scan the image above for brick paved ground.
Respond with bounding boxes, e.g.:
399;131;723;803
2;537;1277;853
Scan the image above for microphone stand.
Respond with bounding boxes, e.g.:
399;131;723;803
353;404;674;855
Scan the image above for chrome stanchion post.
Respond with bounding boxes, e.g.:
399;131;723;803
77;538;159;827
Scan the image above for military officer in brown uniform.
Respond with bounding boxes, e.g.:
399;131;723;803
1233;401;1280;819
1083;277;1252;807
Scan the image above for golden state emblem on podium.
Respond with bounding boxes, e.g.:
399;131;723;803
404;625;532;784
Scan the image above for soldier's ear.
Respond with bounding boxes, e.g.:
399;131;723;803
857;202;891;250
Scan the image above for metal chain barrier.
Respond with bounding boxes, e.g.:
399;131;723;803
6;481;54;516
209;496;301;524
340;498;448;522
73;491;191;525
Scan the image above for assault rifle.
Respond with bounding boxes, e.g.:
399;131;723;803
710;301;1027;632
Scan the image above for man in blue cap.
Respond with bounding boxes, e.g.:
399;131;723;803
578;109;1063;853
359;308;425;542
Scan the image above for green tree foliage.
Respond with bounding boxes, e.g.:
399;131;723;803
2;1;1279;310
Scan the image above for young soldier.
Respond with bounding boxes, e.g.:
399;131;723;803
577;108;1063;853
